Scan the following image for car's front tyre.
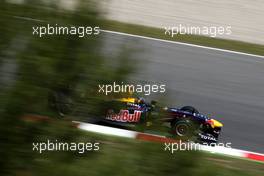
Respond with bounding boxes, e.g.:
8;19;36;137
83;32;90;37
171;119;195;140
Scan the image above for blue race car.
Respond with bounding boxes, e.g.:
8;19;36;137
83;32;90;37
100;97;223;144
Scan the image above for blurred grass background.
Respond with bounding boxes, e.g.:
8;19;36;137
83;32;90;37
0;1;263;175
101;20;264;56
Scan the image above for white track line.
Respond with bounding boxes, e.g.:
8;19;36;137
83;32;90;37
75;121;137;138
101;29;264;59
13;15;264;59
13;16;45;22
74;121;264;163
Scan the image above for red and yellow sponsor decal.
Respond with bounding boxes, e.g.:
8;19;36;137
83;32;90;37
106;110;141;122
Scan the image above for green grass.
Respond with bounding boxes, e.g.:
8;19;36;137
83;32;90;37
101;20;264;56
30;128;264;176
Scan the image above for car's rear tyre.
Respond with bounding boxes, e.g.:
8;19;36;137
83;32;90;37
48;91;74;117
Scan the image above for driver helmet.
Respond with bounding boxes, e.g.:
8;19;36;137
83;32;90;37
137;97;146;105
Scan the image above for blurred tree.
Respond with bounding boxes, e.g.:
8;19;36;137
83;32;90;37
0;0;135;175
0;1;209;176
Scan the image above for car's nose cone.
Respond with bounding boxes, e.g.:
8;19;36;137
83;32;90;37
211;119;223;128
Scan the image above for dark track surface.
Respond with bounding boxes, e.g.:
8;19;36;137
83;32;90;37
101;32;264;153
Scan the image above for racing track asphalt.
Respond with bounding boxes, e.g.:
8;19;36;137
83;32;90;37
101;32;264;153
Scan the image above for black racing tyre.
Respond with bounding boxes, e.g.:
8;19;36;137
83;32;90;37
171;119;193;138
180;106;199;114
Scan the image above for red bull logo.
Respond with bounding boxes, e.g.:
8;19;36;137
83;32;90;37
106;110;141;122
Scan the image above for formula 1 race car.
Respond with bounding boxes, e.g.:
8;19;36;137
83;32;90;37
99;97;223;144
